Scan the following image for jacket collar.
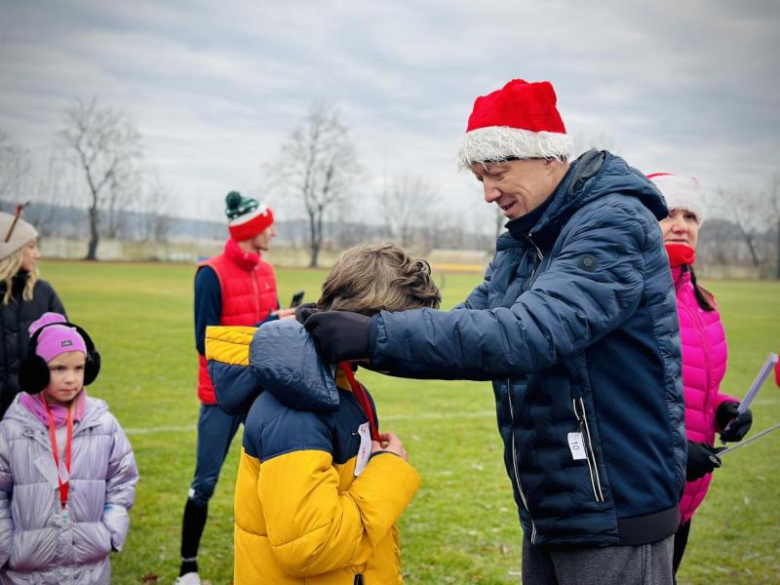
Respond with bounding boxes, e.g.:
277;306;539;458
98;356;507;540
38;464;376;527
224;238;261;272
5;394;107;435
496;150;667;253
671;264;692;288
0;271;30;294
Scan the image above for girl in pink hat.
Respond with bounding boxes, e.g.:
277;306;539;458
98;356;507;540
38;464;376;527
650;173;753;576
0;313;138;585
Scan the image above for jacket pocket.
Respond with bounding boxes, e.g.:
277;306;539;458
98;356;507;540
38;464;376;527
573;397;605;502
73;521;113;563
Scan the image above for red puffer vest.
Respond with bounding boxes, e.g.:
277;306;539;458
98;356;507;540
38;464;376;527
673;265;737;524
197;239;278;404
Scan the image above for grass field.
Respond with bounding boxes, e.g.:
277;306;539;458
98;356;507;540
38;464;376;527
39;260;779;584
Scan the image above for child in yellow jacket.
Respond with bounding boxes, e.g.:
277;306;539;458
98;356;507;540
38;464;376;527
206;244;441;584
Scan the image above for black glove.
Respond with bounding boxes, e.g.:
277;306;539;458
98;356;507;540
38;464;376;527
716;401;753;442
295;302;319;324
686;441;724;481
303;311;372;363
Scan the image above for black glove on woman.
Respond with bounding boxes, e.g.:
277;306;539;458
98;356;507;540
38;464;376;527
686;441;725;481
716;401;753;442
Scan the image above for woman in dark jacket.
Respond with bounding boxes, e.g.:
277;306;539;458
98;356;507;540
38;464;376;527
0;209;66;418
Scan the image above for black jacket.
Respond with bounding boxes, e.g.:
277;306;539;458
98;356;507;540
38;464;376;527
0;273;66;418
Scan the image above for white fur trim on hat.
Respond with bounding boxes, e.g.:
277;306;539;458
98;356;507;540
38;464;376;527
228;204;270;227
649;174;706;225
458;126;573;170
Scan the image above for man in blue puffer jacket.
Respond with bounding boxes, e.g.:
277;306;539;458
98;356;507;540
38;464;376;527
305;79;685;585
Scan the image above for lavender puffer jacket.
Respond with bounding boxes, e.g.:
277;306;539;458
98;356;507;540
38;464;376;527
0;395;138;584
674;266;737;524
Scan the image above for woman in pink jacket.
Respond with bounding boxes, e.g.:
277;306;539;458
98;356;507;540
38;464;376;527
650;173;753;575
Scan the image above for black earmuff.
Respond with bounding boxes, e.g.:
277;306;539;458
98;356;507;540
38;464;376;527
19;321;101;395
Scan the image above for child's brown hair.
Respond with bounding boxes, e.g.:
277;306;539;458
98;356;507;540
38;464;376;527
318;244;441;315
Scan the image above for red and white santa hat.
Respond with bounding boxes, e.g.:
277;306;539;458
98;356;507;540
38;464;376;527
458;79;573;169
647;173;706;225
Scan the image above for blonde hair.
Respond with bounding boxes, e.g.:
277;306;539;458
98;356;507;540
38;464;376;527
0;244;38;305
318;244;441;315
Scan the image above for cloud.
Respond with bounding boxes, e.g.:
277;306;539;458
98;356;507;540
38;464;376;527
1;0;778;224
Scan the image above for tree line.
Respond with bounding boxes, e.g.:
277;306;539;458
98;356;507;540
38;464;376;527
1;97;778;277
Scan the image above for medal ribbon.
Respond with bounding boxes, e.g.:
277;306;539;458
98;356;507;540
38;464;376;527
339;362;381;442
40;395;74;509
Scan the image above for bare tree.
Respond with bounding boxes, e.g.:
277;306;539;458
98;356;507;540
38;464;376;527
139;169;174;243
57;97;143;260
22;154;80;237
275;104;359;267
103;168;142;240
380;176;438;249
0;135;72;237
329;194;375;249
0;130;31;204
768;173;780;279
723;186;766;267
697;218;742;268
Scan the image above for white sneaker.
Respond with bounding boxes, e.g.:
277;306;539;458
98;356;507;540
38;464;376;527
175;573;201;585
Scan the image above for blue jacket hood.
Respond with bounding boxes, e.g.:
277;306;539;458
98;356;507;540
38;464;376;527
250;320;340;413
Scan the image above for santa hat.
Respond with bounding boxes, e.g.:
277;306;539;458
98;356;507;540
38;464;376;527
458;79;573;169
224;191;274;242
647;173;706;225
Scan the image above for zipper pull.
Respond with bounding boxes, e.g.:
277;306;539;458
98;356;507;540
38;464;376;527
526;235;544;261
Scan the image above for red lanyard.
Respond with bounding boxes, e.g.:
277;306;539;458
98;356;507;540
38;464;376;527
339;362;381;442
40;396;74;509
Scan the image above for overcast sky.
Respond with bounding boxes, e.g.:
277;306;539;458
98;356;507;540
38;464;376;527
1;0;778;230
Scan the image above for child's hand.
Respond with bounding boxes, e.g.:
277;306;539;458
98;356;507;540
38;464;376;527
273;308;297;320
371;432;408;461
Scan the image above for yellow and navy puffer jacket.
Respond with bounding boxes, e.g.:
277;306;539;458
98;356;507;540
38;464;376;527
206;320;420;584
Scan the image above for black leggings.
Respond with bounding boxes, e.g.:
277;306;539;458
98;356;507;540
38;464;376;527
673;520;692;574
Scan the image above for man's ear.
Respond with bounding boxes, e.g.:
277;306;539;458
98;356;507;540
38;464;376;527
544;157;567;177
543;158;557;175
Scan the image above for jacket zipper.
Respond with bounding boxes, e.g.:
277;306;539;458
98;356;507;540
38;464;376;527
526;235;544;289
507;378;536;543
573;397;605;502
681;293;713;420
250;268;261;319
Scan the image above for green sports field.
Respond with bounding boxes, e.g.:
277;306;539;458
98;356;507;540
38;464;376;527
41;261;780;584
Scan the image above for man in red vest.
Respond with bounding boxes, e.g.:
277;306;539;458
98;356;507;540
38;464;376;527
176;191;294;585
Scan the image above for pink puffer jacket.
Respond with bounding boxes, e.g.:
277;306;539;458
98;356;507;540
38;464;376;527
674;265;737;524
